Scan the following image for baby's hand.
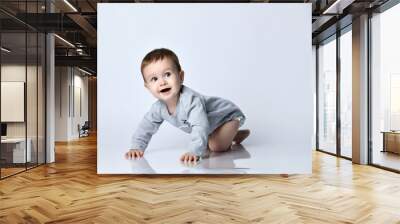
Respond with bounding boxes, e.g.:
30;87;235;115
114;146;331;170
125;149;144;160
180;152;200;163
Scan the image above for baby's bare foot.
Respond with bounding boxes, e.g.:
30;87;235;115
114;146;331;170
233;129;250;144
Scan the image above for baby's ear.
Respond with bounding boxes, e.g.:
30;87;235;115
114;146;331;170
180;70;185;83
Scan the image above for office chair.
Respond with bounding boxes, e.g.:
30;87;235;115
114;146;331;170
79;121;90;138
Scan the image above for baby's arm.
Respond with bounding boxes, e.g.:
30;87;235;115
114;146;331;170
126;102;164;159
181;97;210;162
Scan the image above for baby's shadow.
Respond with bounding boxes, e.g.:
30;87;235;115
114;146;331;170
129;157;156;174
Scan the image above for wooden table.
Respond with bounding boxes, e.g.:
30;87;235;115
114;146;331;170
381;131;400;154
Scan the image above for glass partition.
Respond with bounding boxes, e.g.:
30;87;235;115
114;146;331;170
317;36;337;154
27;31;38;169
1;31;28;177
0;1;46;179
339;28;352;158
25;0;44;170
38;32;45;165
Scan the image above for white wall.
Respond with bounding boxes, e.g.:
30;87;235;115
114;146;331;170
72;72;89;137
55;66;69;141
55;67;89;141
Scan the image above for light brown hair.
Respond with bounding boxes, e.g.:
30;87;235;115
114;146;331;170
141;48;182;78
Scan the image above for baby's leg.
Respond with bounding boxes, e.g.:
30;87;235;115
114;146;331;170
208;120;240;152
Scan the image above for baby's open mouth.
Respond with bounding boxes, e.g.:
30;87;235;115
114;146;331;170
160;88;171;93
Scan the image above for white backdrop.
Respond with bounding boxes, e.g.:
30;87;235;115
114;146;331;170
98;3;313;174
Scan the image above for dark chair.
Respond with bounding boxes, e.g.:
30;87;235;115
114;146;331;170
79;121;90;138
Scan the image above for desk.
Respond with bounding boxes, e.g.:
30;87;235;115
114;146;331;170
382;131;400;154
1;138;31;163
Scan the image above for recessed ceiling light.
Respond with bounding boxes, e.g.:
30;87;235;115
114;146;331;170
54;34;75;48
323;0;354;14
63;0;78;12
78;67;93;76
1;47;11;53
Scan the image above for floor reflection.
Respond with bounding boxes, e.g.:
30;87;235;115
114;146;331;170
200;144;250;169
130;144;251;174
130;156;156;174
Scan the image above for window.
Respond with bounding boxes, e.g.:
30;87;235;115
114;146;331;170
318;36;337;154
371;3;400;171
339;28;352;158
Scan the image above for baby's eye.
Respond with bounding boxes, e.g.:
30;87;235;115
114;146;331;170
150;77;158;82
164;72;171;77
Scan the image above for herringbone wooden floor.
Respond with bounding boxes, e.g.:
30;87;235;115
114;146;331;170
1;135;400;223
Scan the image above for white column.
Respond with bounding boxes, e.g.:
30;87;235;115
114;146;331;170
46;33;55;163
352;14;369;164
45;0;56;163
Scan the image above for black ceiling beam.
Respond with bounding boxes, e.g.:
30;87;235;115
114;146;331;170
312;15;337;38
55;55;96;70
312;14;352;44
56;47;97;57
13;13;83;32
0;18;27;31
86;0;97;11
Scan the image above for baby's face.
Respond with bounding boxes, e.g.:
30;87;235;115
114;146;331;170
142;58;184;103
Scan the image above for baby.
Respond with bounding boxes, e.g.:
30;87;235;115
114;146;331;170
125;48;250;163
